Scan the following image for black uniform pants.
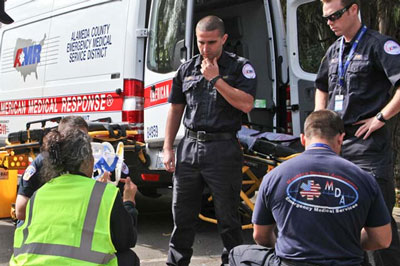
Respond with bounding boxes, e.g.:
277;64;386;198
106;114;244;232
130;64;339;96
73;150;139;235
342;126;400;266
167;136;244;266
229;245;323;266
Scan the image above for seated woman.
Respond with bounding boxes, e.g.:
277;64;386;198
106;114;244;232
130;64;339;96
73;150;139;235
10;129;140;266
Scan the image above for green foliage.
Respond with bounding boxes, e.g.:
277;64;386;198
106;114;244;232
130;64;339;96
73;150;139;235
295;1;336;73
360;0;400;41
282;0;400;188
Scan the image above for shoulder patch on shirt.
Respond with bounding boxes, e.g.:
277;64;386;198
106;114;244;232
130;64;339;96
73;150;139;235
384;40;400;55
23;165;36;181
121;162;129;175
242;64;256;79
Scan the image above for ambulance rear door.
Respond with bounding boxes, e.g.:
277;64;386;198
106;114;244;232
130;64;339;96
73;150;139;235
143;0;192;169
286;0;335;135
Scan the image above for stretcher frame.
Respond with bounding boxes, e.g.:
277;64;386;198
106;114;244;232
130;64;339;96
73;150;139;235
1;117;146;169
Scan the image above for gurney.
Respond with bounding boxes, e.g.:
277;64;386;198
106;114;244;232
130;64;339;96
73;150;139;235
199;126;303;229
0;117;145;220
1;117;145;169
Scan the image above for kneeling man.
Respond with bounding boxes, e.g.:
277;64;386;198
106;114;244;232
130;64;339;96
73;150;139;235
230;110;391;266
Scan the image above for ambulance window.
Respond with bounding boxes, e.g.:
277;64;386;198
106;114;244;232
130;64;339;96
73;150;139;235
147;0;186;73
296;1;336;73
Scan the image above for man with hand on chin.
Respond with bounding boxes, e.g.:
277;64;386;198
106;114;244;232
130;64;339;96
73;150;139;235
163;15;257;266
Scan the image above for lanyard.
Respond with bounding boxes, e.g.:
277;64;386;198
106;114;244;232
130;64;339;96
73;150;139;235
306;143;333;152
338;25;367;88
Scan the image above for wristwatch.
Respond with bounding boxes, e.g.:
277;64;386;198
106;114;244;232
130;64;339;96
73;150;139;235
376;112;386;123
210;75;222;88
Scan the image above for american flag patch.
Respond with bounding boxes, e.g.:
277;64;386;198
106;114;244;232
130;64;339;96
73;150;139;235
300;180;321;200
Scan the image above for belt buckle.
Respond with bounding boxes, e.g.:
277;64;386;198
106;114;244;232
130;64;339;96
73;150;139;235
197;131;207;141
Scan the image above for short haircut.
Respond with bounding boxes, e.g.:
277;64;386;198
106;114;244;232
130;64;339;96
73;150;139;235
321;0;359;8
304;110;344;140
196;15;225;36
58;116;89;133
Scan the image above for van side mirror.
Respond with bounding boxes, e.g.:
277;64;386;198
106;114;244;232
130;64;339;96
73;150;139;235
172;39;186;69
0;0;14;24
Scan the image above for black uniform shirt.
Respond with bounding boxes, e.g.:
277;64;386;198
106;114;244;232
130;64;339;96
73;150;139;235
168;51;257;132
111;196;138;251
315;27;400;125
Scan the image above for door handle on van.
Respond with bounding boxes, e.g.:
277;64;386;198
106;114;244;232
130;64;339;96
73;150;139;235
136;29;148;38
288;104;299;111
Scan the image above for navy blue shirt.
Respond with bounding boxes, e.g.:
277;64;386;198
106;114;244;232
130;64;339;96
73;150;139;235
315;27;400;125
253;148;390;265
18;153;43;197
168;51;257;132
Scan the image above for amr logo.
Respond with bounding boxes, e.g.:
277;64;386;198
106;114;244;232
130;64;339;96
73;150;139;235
14;44;42;67
13;34;46;81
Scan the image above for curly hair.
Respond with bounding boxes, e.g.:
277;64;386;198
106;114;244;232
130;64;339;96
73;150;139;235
40;129;92;183
58;116;88;133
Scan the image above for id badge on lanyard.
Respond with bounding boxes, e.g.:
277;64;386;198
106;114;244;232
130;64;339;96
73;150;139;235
334;94;344;111
334;84;344;111
335;26;367;112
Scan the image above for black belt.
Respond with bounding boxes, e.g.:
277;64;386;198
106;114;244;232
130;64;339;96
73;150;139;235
185;129;236;142
344;124;361;138
344;124;386;139
281;258;360;266
280;258;323;266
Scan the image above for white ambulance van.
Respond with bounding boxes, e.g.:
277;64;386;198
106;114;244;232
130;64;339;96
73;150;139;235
0;0;331;196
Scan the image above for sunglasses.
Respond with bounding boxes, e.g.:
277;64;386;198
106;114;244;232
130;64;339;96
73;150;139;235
323;3;354;22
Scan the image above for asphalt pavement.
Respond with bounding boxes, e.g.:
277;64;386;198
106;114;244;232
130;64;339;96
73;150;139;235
0;190;255;266
0;219;13;266
1;191;400;266
133;190;254;265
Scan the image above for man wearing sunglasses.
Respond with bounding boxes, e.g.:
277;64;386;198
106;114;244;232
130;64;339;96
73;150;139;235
315;0;400;265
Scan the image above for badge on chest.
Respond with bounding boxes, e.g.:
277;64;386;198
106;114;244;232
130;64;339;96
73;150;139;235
334;94;344;112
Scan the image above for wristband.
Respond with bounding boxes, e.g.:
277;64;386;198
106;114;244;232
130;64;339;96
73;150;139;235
210;75;222;88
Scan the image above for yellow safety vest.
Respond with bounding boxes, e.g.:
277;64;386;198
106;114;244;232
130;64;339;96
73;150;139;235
10;174;119;266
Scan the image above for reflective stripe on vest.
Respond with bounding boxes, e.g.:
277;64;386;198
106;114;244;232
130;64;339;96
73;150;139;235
14;181;116;264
